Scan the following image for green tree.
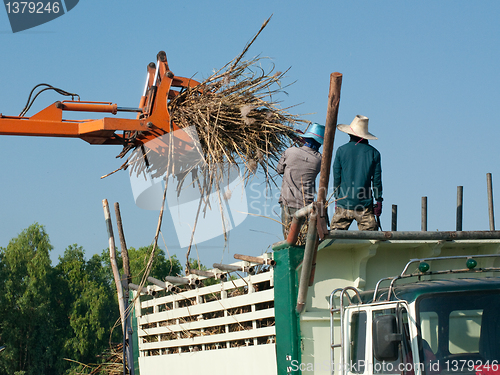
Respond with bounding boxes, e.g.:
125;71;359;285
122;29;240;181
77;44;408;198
55;245;119;367
98;246;182;285
0;223;57;374
127;246;182;284
0;224;194;374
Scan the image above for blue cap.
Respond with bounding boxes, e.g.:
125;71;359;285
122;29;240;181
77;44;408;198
302;123;325;145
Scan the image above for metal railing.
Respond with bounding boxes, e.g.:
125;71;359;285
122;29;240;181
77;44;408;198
329;287;362;375
370;253;500;301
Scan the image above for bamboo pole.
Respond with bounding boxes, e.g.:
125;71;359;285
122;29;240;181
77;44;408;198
421;197;427;231
309;73;342;286
317;72;343;237
392;204;398;231
114;202;131;283
102;199;125;332
487;173;495;230
457;186;463;231
113;202;134;375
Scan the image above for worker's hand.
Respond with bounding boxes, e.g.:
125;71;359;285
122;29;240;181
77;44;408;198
374;201;382;217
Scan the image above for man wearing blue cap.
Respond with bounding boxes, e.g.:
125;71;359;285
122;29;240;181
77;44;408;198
330;115;382;231
277;123;324;238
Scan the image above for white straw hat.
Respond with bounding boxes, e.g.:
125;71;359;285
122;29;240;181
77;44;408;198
337;115;377;140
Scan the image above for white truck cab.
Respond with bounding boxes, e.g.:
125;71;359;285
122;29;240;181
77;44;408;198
334;256;500;375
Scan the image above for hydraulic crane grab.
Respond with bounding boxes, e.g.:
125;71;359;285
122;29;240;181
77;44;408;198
0;51;200;153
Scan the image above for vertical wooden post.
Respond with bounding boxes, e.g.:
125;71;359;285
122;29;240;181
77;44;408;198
391;204;397;231
310;72;342;287
115;202;131;283
317;72;343;236
114;202;135;375
487;173;495;230
102;200;126;334
421;197;428;231
456;186;463;231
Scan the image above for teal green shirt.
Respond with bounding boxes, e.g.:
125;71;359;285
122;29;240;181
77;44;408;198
333;140;382;210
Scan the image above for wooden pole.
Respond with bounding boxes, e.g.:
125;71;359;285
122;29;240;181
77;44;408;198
317;72;343;236
114;202;131;283
310;73;342;286
421;197;427;231
456;186;463;231
391;204;398;231
102;199;126;332
487;173;495;230
103;201;133;375
113;202;135;375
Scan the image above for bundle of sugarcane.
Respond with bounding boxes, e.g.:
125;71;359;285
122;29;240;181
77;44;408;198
124;16;305;190
170;56;302;179
125;54;305;192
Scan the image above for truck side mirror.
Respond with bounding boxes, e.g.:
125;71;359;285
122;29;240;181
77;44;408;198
373;315;402;361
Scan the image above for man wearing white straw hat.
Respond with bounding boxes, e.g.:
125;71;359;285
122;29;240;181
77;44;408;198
277;123;324;238
331;115;382;231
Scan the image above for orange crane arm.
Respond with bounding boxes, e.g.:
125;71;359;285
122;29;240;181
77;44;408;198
0;51;201;149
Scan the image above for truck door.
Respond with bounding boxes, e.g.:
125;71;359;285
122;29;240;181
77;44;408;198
345;304;415;375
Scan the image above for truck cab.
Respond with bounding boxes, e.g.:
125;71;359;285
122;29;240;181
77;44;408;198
333;253;500;375
342;278;500;375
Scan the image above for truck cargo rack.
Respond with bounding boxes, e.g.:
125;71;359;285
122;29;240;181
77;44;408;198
132;255;277;373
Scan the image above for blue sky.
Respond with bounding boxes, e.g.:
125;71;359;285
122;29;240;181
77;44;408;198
1;1;500;269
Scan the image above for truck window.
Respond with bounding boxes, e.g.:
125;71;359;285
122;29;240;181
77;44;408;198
420;311;439;355
349;311;367;373
449;309;482;354
417;290;500;374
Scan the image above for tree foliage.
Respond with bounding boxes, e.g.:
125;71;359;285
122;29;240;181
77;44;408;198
0;224;185;374
127;245;182;284
55;245;119;365
0;223;56;374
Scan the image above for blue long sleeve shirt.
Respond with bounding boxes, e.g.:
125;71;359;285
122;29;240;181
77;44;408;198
333;139;382;210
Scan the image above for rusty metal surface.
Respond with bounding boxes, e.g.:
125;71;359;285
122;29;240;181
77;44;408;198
325;230;500;241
